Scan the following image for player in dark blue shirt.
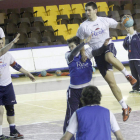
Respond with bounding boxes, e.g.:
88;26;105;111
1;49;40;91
123;15;140;93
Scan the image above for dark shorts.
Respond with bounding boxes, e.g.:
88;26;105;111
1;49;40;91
0;83;17;105
94;43;117;77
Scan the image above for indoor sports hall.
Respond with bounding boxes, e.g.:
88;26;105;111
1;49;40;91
0;0;140;140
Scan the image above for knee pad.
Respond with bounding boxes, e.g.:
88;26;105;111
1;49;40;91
5;105;15;116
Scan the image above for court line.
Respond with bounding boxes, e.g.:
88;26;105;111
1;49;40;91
21;102;65;112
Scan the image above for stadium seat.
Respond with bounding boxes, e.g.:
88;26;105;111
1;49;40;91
117;36;126;39
108;11;121;22
120;1;132;7
119;10;132;18
42;16;57;28
17;18;31;29
67;24;79;35
28;27;42;43
26;38;38;47
41;26;55;41
4;19;17;35
57;15;70;27
116;29;127;36
97;12;107;17
53;25;68;39
96;2;109;15
108;1;121;11
55;35;67;44
20;7;34;19
46;5;60;16
71;4;85;17
82;13;87;21
33;6;47;17
7;12;20;24
109;29;118;39
70;14;82;25
7;8;19;14
51;41;62;45
111;37;116;40
41;36;52;45
0;13;6;26
59;4;72;18
15;28;28;45
30;17;44;29
133;9;140;19
132;0;140;5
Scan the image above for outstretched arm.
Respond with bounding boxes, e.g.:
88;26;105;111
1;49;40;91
116;22;125;30
68;33;93;62
0;33;20;56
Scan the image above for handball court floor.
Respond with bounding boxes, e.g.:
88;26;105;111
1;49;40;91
2;66;140;140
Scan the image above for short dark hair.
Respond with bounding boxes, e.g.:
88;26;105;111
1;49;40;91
67;36;80;46
85;1;97;10
80;85;102;106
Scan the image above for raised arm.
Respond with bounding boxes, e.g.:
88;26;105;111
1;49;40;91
116;22;125;30
0;33;20;56
68;34;93;62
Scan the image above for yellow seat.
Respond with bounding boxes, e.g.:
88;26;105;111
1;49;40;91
42;16;57;28
33;6;47;17
96;2;109;15
54;25;68;40
117;36;126;40
111;37;116;40
67;24;79;35
71;4;85;17
65;34;76;40
83;3;87;8
46;5;60;16
59;4;72;18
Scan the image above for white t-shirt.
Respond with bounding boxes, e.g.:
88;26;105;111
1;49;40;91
0;27;5;38
0;52;15;86
76;17;118;51
67;108;120;134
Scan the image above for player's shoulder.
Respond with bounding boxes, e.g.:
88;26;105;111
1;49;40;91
65;51;70;57
79;20;89;28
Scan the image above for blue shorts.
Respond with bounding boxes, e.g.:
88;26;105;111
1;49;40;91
0;83;17;105
94;43;117;77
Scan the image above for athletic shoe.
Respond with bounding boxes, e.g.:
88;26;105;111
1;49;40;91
0;135;10;140
129;90;138;93
126;75;137;85
136;90;140;94
10;129;24;139
122;105;132;122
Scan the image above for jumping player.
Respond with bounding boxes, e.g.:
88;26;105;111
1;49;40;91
76;2;136;121
0;36;35;140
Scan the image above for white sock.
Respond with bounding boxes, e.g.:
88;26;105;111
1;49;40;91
0;125;2;135
119;99;127;109
9;124;15;126
121;68;129;76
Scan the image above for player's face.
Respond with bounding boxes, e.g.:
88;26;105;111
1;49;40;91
125;26;133;33
0;40;4;49
68;42;77;51
85;6;97;19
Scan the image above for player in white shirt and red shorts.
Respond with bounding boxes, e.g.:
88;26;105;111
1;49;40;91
0;35;35;140
76;2;137;122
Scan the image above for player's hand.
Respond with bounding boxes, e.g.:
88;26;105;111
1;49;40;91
26;72;36;82
84;33;93;44
13;33;20;43
81;53;87;62
104;38;112;46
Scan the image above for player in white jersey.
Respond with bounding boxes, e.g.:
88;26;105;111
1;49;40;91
0;37;35;140
76;1;136;122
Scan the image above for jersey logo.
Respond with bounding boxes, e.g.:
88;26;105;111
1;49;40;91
0;63;7;69
91;28;105;37
76;61;89;69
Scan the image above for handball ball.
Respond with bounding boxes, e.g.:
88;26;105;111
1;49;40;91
122;16;134;28
92;67;96;73
41;70;47;77
55;70;62;76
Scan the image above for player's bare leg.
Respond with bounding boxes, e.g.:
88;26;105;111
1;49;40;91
104;70;131;121
105;52;137;85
